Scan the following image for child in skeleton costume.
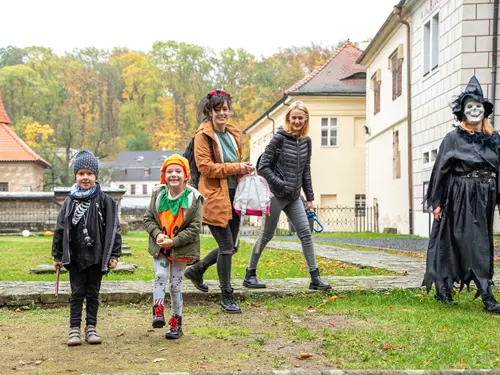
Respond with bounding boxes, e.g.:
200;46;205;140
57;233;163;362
423;76;500;314
52;150;122;346
143;154;203;339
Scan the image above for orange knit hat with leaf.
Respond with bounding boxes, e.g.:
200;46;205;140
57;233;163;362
160;154;191;185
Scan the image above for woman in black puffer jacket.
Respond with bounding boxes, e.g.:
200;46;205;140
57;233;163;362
243;101;330;290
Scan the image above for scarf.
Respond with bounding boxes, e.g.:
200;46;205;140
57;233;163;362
70;183;101;200
158;187;190;243
158;187;190;216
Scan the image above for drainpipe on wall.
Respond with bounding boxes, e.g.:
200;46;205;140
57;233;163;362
267;113;276;135
394;5;414;235
492;0;499;127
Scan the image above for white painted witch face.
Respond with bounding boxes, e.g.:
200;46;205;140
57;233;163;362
463;98;485;125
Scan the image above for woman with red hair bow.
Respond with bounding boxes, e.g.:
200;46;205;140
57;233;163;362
184;90;254;314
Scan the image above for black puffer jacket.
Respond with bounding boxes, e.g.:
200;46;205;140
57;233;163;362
258;128;314;202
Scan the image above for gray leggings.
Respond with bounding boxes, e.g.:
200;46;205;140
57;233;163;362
248;196;317;271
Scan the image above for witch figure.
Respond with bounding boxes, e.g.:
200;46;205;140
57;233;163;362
423;76;500;313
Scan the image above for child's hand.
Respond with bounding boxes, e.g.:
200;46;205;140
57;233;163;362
158;238;174;248
53;261;62;270
108;259;118;270
156;233;167;243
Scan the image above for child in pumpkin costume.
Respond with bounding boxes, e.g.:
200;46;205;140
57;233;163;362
143;154;204;339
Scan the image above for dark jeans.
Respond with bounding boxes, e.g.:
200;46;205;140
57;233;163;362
198;189;240;291
68;263;103;328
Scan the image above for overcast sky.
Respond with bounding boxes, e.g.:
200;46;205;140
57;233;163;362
2;0;399;57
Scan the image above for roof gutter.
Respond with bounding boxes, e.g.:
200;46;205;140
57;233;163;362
394;4;414;235
492;0;499;128
244;94;288;134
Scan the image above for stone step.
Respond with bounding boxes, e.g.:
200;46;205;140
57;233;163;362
29;265;68;274
28;263;136;275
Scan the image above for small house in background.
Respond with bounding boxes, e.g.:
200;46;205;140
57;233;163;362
109;150;182;208
0;93;51;192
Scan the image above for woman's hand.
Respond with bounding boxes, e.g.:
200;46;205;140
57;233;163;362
108;259;118;269
305;201;313;211
240;162;254;175
53;261;62;270
433;206;442;221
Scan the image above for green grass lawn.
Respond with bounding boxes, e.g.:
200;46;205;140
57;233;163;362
0;231;399;281
263;289;500;369
2;289;500;373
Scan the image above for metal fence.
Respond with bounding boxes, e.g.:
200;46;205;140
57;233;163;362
0;200;378;235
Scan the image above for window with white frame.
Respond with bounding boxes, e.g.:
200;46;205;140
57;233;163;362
423;12;439;76
321;117;338;146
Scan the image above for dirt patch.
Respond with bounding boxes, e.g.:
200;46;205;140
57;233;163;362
0;301;331;374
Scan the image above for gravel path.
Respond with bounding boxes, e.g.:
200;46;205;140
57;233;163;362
275;236;500;260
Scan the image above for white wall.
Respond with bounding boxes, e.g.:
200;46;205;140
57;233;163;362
365;23;411;233
411;0;500;236
110;180;158;196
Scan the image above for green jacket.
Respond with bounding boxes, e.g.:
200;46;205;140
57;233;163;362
143;185;204;264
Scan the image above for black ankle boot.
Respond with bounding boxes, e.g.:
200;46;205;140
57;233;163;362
220;289;241;314
243;268;266;288
185;265;209;293
480;286;500;314
434;285;457;305
152;303;165;328
309;268;331;290
165;315;183;339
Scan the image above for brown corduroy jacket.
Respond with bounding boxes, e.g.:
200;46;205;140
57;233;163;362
194;121;242;227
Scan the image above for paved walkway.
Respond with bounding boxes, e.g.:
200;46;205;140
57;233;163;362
1;238;498;307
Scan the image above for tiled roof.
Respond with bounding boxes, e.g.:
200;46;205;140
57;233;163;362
285;41;366;95
0;124;51;166
0;93;11;125
0;94;51;166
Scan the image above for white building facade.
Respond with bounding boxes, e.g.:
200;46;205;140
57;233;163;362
359;0;499;236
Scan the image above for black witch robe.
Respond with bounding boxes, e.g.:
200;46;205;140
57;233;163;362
423;126;500;291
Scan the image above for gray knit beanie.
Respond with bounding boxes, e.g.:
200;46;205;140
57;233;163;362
73;150;99;179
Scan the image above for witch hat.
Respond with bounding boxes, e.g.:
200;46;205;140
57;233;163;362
451;76;494;121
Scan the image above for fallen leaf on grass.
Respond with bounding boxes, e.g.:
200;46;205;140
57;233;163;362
14;308;21;313
152;358;166;363
35;361;42;366
382;345;394;350
293;364;301;368
424;360;432;365
415;294;428;299
296;353;313;360
117;331;125;337
384;292;392;295
388;306;394;309
330;295;338;301
329;323;335;327
157;347;168;352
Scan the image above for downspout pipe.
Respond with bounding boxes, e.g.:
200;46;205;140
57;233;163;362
492;0;499;127
267;113;276;135
394;5;414;235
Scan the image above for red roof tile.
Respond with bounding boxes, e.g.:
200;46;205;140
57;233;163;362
0;123;51;167
0;93;11;125
285;41;366;95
